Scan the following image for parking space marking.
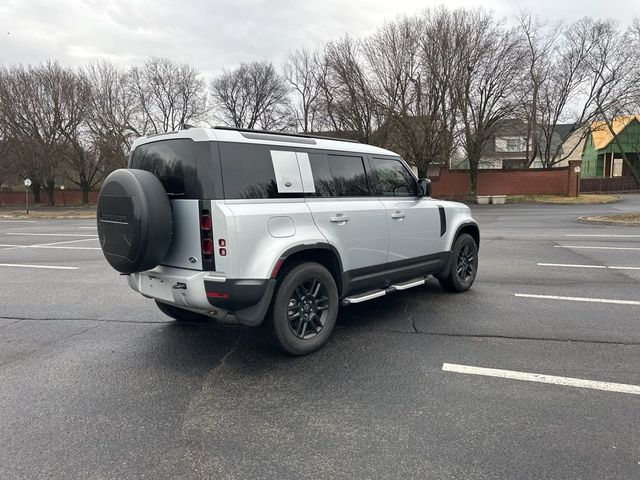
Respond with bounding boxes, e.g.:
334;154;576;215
565;234;640;238
538;262;640;270
78;226;97;229
0;220;37;223
0;243;100;251
5;232;98;237
0;238;99;252
442;363;640;396
0;263;78;270
515;293;640;306
555;245;640;251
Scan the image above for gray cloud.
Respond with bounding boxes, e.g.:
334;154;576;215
0;0;637;76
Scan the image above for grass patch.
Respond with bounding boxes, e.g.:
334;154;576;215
507;194;620;205
577;213;640;226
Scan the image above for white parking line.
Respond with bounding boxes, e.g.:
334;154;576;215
0;220;38;223
5;232;97;237
0;238;99;252
538;262;640;271
0;243;100;251
78;226;97;229
538;263;606;269
442;363;640;396
514;293;640;306
555;245;640;251
0;263;78;270
565;234;640;238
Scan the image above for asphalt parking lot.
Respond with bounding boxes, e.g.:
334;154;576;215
1;196;640;479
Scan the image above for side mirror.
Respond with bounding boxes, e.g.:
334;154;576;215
418;178;432;197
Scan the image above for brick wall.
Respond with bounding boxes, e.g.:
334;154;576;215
0;190;98;206
431;162;581;198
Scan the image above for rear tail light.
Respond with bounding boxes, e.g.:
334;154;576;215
207;291;229;299
200;213;212;231
202;239;213;256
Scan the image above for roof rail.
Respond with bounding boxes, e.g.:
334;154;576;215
212;126;360;144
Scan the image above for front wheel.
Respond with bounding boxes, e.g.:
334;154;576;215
438;233;478;292
267;262;339;355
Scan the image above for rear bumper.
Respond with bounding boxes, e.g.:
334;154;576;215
127;266;275;326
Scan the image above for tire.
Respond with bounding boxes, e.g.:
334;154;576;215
97;169;173;274
438;233;478;292
267;262;339;355
155;300;212;322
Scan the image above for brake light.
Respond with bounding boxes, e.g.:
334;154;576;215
200;213;212;231
202;239;213;256
207;291;229;299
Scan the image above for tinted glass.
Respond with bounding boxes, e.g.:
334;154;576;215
327;155;370;197
220;143;300;199
130;139;211;199
307;152;335;197
371;158;417;197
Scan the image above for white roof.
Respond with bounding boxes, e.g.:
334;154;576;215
131;127;398;157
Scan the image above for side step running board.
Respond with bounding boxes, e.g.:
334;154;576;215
342;277;427;305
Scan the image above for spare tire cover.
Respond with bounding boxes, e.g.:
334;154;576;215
97;169;173;274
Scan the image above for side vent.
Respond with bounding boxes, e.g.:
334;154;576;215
438;206;446;237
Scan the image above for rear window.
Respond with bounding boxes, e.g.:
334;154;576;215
129;139;218;199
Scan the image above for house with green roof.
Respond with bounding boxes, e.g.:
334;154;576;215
582;115;640;178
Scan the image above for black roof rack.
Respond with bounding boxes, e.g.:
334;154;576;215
212;126;360;144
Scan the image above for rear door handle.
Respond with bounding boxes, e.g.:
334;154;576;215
330;214;349;223
391;211;406;219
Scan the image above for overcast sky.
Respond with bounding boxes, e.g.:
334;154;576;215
1;0;638;77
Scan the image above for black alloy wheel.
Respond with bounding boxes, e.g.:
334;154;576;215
268;262;339;355
456;242;476;284
287;277;331;340
438;233;478;292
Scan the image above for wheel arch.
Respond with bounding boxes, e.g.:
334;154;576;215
272;243;344;296
452;222;480;250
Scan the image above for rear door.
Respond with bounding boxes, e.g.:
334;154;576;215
129;139;221;271
370;156;443;283
304;151;389;295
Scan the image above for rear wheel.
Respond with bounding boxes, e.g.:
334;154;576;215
155;300;211;323
268;262;339;355
438;233;478;292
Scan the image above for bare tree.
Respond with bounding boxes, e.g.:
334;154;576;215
83;61;139;169
210;61;292;131
363;10;462;176
589;20;640;183
130;57;207;134
317;36;385;144
283;48;323;132
0;62;84;204
454;11;528;195
56;72;111;204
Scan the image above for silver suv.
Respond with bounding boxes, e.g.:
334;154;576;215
97;127;479;355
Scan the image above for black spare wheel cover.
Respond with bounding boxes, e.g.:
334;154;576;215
97;169;173;274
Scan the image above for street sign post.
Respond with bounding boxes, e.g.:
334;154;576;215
24;179;32;214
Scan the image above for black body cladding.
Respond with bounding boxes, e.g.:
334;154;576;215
97;169;173;274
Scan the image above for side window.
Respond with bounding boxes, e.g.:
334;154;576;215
327;155;370;197
219;143;301;199
307;152;335;197
371;158;417;197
